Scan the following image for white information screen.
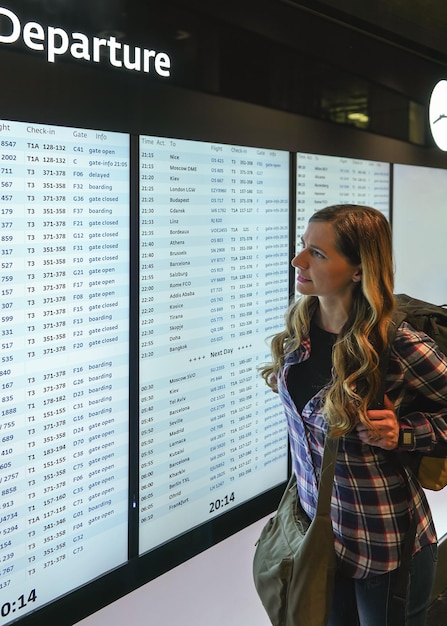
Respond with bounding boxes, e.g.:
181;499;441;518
138;137;289;553
295;152;390;243
0;119;129;623
393;163;447;538
393;163;447;304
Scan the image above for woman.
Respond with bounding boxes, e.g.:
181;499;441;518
261;204;447;625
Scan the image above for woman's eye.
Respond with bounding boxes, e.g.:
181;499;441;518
311;248;324;258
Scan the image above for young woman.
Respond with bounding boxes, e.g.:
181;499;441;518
261;204;447;625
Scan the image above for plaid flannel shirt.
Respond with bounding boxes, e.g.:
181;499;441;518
277;321;447;579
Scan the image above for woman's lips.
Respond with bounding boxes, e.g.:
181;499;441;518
297;274;311;284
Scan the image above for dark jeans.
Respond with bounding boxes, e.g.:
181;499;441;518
328;543;438;626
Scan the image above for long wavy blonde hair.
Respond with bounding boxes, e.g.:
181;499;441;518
261;204;396;437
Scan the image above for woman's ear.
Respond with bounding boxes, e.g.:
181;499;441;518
352;266;362;283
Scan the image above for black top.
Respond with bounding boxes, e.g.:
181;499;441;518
287;321;337;414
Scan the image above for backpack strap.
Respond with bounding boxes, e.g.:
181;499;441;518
374;311;406;408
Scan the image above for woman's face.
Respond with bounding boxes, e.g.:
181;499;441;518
292;221;362;300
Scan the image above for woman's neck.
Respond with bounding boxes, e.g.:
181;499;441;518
314;300;350;334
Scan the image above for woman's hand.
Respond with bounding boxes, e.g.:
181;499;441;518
267;372;279;393
356;395;399;450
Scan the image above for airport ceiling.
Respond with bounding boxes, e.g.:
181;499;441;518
14;0;447;63
282;0;447;63
7;0;447;136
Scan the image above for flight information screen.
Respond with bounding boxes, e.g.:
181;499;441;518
0;120;291;622
0;119;130;622
295;152;390;242
138;137;290;553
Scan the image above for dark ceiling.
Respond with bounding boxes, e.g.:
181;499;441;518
5;0;447;145
292;0;447;62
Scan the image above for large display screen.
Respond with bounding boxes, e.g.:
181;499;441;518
393;163;447;305
295;152;390;243
393;165;447;538
0;119;130;622
0;117;290;624
138;137;289;553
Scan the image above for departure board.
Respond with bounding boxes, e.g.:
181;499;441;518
138;137;290;553
295;152;390;242
0;119;129;623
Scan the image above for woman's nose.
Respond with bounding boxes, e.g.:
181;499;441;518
291;249;306;269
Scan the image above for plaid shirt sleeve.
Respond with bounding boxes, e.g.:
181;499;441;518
388;322;447;449
277;322;447;579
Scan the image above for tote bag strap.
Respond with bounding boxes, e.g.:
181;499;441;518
315;435;339;516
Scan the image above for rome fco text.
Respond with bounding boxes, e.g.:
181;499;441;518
0;6;171;75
